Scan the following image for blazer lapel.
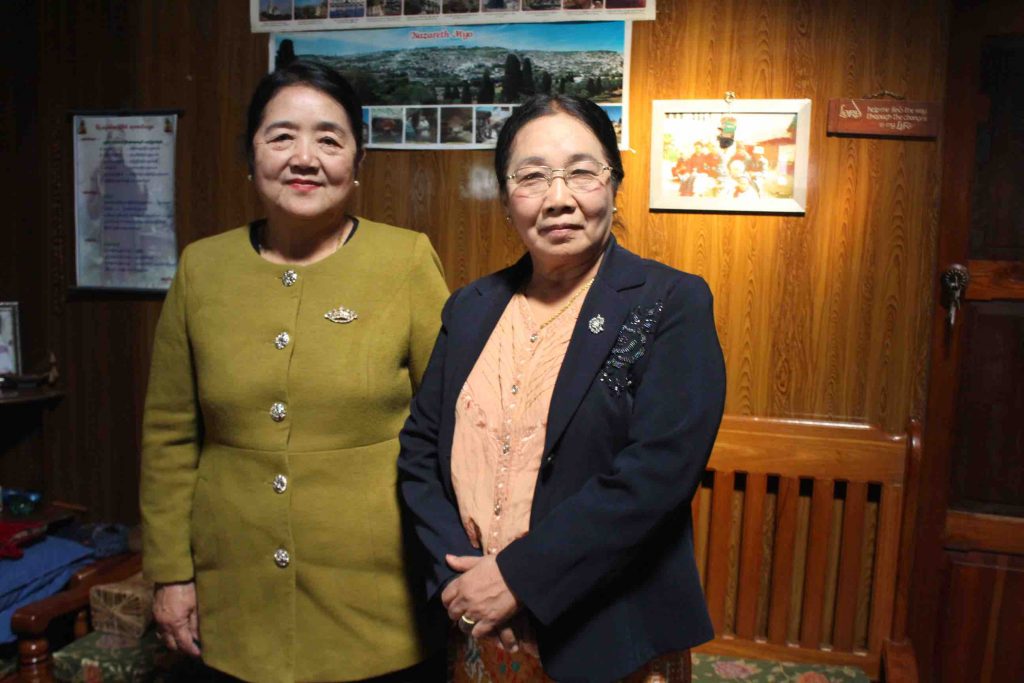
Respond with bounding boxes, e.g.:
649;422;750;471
445;290;508;396
543;239;647;460
439;257;528;465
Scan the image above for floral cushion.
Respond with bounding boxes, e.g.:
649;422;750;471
52;630;161;683
0;656;16;678
692;653;870;682
46;633;868;683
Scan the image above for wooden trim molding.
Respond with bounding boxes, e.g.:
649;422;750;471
965;260;1024;301
713;416;906;483
944;510;1024;555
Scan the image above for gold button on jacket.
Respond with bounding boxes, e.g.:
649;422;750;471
140;220;449;682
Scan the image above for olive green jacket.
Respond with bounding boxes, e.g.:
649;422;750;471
140;219;449;682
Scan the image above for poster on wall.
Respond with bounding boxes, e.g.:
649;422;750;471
253;0;652;32
649;99;812;214
72;113;179;291
270;21;629;150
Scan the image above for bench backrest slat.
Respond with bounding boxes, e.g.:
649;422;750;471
694;416;910;679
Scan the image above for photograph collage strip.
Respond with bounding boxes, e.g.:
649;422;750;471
255;0;652;31
363;103;622;148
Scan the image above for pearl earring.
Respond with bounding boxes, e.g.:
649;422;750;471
612;207;618;213
353;180;360;187
247;174;253;181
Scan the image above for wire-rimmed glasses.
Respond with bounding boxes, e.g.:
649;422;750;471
506;160;612;197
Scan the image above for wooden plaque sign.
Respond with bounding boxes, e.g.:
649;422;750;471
827;99;941;138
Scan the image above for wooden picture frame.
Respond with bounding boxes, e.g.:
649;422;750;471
649;98;812;214
0;301;22;375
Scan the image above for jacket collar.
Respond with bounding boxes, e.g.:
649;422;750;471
459;235;648;461
470;234;646;299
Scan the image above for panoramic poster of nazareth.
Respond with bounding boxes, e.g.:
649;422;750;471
270;21;629;149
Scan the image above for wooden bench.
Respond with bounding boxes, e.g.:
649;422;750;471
12;554;142;683
693;416;922;682
8;420;922;682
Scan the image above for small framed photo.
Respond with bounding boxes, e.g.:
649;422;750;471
0;302;21;375
650;99;811;213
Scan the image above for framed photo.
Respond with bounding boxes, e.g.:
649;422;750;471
650;99;811;213
0;302;21;375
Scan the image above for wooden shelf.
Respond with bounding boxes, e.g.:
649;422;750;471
0;501;81;528
0;386;64;406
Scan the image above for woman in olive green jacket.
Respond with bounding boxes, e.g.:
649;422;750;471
140;61;448;683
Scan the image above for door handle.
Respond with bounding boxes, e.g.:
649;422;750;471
941;264;970;328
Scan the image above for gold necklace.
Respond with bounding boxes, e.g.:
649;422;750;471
534;277;596;332
497;277;593;464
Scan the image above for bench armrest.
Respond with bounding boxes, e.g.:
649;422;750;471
11;553;142;636
881;639;919;683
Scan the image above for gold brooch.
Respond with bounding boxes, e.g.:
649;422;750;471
324;306;358;324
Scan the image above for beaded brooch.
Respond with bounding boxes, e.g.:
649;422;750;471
598;301;664;396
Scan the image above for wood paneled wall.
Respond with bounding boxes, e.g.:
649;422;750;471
937;550;1024;681
0;0;949;522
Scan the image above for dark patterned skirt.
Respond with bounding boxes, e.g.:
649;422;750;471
450;629;692;682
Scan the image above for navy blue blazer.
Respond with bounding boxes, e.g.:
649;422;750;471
398;236;726;682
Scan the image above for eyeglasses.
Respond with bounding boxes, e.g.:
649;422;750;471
506;160;613;197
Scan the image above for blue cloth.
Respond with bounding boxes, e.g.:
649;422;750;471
53;523;130;558
0;536;94;643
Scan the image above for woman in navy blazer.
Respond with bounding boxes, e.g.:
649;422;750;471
398;96;726;682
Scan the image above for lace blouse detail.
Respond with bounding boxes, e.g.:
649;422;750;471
451;291;583;557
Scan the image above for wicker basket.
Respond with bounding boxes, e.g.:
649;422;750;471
89;572;154;639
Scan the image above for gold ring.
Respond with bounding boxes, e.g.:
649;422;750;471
460;614;477;626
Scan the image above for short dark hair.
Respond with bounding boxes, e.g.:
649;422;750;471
245;59;363;171
494;95;624;196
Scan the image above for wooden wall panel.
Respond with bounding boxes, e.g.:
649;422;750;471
938;551;1024;683
1;0;268;522
0;0;47;490
357;0;947;436
0;0;949;522
621;0;946;435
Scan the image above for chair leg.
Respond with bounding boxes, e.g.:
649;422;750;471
73;609;89;640
17;637;54;683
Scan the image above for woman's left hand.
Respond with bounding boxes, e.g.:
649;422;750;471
443;554;521;638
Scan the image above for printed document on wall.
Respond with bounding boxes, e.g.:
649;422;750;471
73;114;178;291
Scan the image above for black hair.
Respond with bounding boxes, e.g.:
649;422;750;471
493;95;624;196
245;59;363;171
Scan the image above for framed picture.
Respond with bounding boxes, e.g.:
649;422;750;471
73;112;179;291
649;99;811;213
0;302;21;375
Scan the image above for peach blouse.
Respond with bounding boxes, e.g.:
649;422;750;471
450;290;583;557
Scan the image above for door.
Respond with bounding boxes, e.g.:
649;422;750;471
910;1;1024;681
